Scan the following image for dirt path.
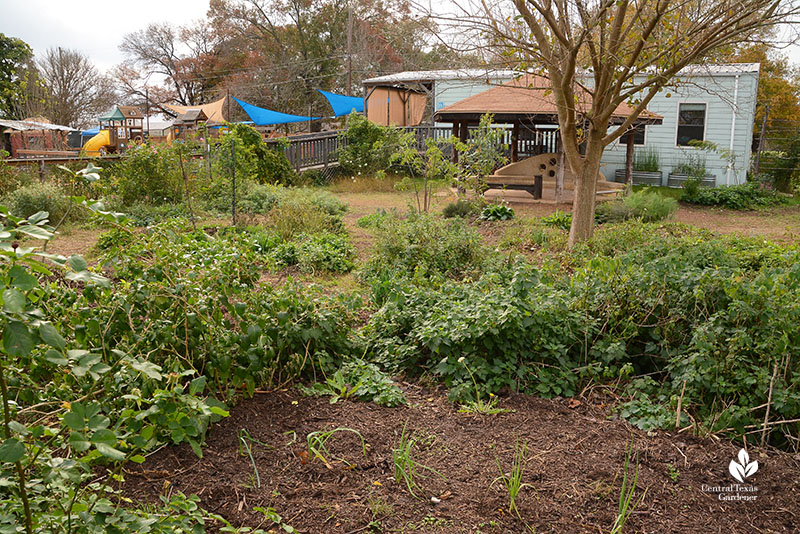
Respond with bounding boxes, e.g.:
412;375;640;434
124;387;800;533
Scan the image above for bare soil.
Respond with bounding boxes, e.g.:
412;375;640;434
124;386;800;533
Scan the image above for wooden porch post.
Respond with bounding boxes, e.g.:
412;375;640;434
625;129;635;190
511;121;519;162
555;132;565;204
452;121;460;163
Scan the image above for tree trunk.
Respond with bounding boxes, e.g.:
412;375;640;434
568;137;605;246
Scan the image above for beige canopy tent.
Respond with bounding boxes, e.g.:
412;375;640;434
163;96;227;123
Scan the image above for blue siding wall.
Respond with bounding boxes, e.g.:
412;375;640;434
601;70;759;186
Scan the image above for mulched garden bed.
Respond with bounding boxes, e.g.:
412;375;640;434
124;384;800;533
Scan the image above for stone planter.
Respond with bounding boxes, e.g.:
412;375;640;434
667;173;715;188
615;169;663;186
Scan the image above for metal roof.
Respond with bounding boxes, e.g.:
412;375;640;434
364;63;760;86
0;119;76;132
676;63;761;76
363;69;518;85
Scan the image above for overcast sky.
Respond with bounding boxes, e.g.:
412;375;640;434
0;0;211;72
2;0;800;73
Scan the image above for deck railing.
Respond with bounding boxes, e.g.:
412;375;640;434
4;124;561;173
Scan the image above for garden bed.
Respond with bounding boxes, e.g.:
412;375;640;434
123;386;800;533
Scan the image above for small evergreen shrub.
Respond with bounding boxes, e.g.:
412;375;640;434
442;200;479;219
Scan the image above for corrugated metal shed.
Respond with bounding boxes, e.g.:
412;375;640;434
0;119;76;132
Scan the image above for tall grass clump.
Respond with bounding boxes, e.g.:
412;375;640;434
633;147;660;172
595;189;677;223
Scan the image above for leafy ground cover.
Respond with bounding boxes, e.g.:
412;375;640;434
2;168;800;533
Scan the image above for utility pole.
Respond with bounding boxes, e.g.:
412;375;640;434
145;85;150;137
346;6;353;96
754;103;769;176
227;87;236;226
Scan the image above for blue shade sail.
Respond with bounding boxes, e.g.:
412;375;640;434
233;97;314;125
317;89;364;116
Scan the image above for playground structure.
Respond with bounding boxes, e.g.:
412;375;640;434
83;106;144;156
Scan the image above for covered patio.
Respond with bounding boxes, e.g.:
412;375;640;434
434;75;662;202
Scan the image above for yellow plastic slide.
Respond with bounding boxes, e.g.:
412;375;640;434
82;129;111;156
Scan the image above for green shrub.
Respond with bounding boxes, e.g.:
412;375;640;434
442;200;479;219
2;181;79;224
362;213;487;282
338;112;405;175
110;142;185;205
480;204;515;221
95;227;135;252
212;124;297;186
621;189;678;221
264;201;344;240
115;201;191;227
681;181;787;210
0;157;32;196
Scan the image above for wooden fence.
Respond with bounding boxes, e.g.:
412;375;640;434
3;124;560;173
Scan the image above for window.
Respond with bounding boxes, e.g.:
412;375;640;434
633;124;646;145
618;125;645;146
677;103;706;146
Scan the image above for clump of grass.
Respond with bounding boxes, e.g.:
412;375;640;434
392;420;445;498
306;427;367;469
633;147;660;172
492;439;534;518
595;189;677;223
238;429;273;489
611;442;647;534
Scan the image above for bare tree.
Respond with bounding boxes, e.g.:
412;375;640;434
436;0;800;245
36;47;115;128
119;22;224;106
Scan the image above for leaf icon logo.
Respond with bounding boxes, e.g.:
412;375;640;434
729;448;758;483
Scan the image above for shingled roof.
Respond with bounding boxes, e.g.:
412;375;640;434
434;75;662;126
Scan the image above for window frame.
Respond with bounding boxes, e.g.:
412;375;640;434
675;102;708;147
